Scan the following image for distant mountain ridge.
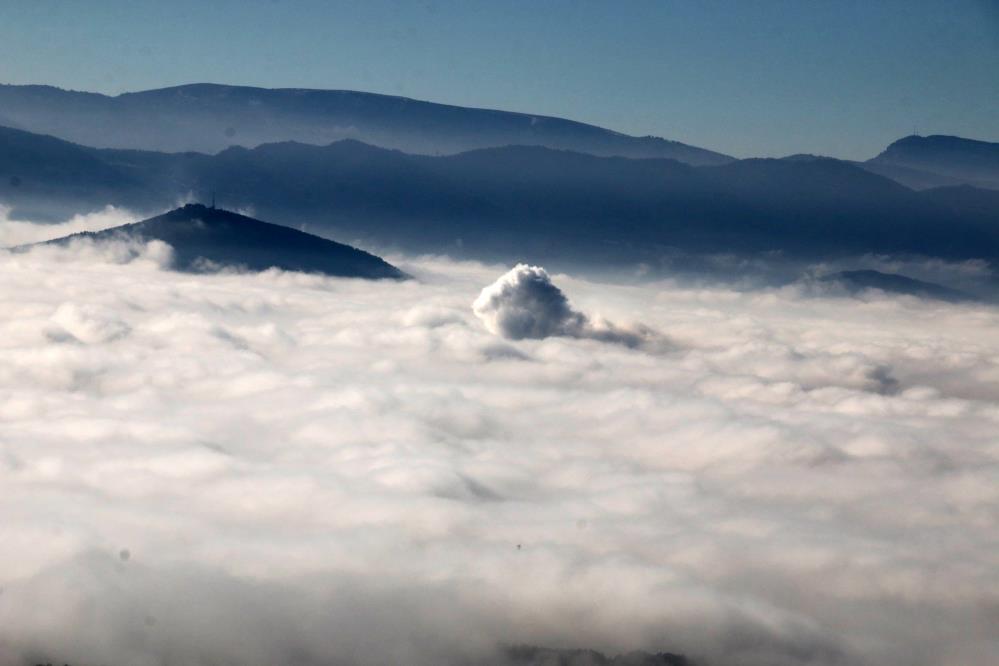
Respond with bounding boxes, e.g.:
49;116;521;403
0;82;733;165
3;124;999;282
781;136;999;191
4;83;997;192
19;203;406;279
866;135;999;190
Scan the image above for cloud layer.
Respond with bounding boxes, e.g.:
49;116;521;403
0;241;996;666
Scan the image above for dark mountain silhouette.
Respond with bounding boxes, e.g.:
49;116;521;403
867;135;999;190
821;270;975;302
0;83;733;166
4;125;999;278
22;203;406;279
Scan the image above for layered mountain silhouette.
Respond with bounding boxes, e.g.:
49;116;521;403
784;136;999;191
0;83;733;165
21;203;406;279
867;135;999;190
4;83;998;192
3;125;999;279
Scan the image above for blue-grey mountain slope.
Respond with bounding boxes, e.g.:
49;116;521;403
866;135;999;190
0;83;733;166
4;125;999;281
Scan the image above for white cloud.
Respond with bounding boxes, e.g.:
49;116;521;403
473;264;588;339
473;263;661;349
0;204;138;247
0;242;996;666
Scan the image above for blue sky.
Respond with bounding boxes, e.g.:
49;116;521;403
1;0;996;159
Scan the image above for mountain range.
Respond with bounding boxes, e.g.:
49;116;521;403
0;83;732;165
3;83;996;191
1;82;998;289
3;124;999;273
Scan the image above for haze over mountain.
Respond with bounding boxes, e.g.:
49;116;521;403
784;136;999;191
5;0;999;662
867;135;999;191
0;83;733;166
4;82;998;194
19;203;406;280
4;124;999;285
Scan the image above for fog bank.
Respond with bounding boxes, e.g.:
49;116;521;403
0;240;996;666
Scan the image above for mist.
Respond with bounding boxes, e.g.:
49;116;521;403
0;204;137;247
0;229;996;665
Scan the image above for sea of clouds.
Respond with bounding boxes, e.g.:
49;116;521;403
0;211;997;666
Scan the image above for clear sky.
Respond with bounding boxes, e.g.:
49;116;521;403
1;0;996;159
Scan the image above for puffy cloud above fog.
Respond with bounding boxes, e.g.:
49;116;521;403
0;240;997;666
473;264;588;339
473;264;659;348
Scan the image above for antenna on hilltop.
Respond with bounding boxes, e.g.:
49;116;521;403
211;191;216;210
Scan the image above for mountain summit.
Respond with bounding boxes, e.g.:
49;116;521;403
867;134;999;190
28;204;406;279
